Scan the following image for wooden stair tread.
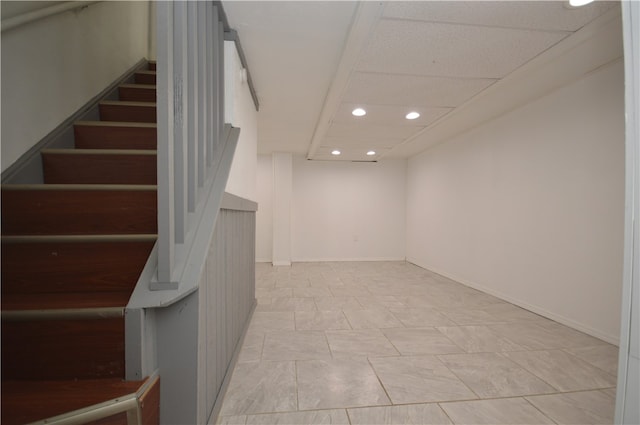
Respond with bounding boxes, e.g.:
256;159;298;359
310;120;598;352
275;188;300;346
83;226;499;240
74;121;156;150
0;58;160;424
99;100;156;123
119;84;157;89
2;187;157;235
2;316;125;380
1;291;130;311
75;120;156;128
118;85;156;102
42;150;157;185
42;148;157;155
2;183;156;190
2;236;156;294
135;70;157;85
100;100;156;107
1;378;146;425
1;234;157;243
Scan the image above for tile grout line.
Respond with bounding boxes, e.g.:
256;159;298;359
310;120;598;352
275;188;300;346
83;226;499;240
521;396;561;425
366;356;395;407
560;346;619;377
245;263;617;423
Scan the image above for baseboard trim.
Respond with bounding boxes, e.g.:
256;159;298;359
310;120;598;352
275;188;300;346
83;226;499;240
406;257;620;346
291;257;406;263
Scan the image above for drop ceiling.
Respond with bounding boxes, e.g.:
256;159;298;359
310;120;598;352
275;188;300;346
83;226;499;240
222;1;621;162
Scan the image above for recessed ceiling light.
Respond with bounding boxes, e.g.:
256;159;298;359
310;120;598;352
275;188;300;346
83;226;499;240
352;108;366;117
366;150;376;156
405;111;420;120
569;0;594;6
331;150;341;155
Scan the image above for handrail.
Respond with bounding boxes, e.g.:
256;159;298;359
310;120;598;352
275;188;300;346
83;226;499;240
29;395;138;425
1;1;101;33
153;1;230;289
2;307;123;322
127;126;241;309
27;374;159;425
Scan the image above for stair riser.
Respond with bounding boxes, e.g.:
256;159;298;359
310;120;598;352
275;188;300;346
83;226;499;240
1;317;124;380
74;125;156;150
1;240;155;294
135;72;156;85
43;153;157;185
1;190;157;235
148;62;156;71
118;87;156;102
99;104;156;123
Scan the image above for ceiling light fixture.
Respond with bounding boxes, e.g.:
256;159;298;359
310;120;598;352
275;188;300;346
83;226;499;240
331;150;341;155
366;150;376;156
405;111;420;120
568;0;594;6
352;108;366;117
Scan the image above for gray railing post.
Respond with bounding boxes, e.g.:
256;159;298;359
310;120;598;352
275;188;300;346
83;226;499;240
186;1;199;212
156;0;175;284
206;2;215;169
197;1;207;188
152;0;230;290
173;0;188;244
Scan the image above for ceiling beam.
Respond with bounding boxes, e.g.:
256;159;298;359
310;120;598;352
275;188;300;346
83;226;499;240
306;1;385;160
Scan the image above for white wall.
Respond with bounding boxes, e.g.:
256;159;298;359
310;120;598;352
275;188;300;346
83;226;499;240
256;155;407;263
407;60;625;344
291;156;406;262
1;1;151;172
256;155;273;262
224;40;258;202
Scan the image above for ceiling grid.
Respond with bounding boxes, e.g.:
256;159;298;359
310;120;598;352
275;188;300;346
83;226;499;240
223;1;620;162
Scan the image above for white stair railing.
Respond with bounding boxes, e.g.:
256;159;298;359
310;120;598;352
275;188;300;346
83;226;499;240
125;3;256;420
153;0;232;290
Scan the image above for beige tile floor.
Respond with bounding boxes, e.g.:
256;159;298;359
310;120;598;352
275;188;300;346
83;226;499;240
216;262;618;425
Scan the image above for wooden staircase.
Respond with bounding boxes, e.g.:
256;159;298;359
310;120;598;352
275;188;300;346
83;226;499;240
1;61;160;425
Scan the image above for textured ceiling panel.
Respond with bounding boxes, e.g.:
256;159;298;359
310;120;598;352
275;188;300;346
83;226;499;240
343;72;496;107
382;1;618;32
327;122;422;140
357;20;568;78
333;103;452;127
224;1;357;154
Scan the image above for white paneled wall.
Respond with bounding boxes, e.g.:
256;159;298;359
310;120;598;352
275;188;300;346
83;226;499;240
406;60;625;344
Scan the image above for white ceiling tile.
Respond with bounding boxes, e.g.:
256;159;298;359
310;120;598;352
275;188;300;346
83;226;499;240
224;1;357;155
382;1;618;32
327;122;422;140
343;72;496;107
333;103;452;127
357;20;568;78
